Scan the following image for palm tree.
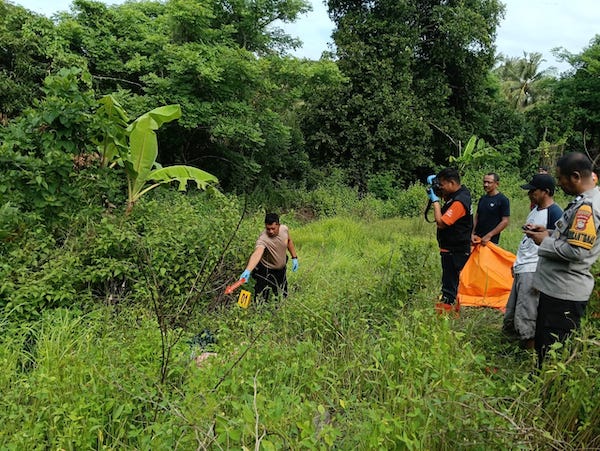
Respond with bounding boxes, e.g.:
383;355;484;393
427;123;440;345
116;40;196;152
494;52;555;110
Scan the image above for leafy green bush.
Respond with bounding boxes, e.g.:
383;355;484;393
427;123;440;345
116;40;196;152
0;202;22;241
389;183;428;218
0;68;98;220
1;214;599;449
79;189;245;312
367;171;397;200
0;308;191;449
302;184;361;218
523;325;600;447
0;189;246;320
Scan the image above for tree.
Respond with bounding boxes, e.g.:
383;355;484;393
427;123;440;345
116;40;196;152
51;0;316;192
0;2;62;118
550;36;600;164
306;0;505;186
494;52;555;110
408;0;504;123
210;0;311;54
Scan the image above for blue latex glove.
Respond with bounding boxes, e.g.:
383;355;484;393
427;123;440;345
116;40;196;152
240;269;250;282
292;258;299;272
426;175;437;185
426;187;440;203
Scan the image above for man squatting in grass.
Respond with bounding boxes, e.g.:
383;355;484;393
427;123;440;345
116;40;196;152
524;152;600;365
239;213;298;300
426;168;473;310
503;174;563;350
472;172;510;246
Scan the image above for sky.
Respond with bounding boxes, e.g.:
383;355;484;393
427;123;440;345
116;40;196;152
11;0;600;72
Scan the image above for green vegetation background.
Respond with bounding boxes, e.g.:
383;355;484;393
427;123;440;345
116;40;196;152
2;0;600;447
1;177;599;449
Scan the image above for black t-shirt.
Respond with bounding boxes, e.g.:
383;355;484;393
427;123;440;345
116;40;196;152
475;192;510;244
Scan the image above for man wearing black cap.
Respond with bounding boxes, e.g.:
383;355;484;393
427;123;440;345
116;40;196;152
503;174;562;349
525;152;600;365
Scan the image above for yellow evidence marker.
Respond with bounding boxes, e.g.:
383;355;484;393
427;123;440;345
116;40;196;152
237;289;251;308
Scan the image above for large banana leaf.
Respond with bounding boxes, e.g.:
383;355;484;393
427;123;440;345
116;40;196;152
125;105;182;200
133;165;218;201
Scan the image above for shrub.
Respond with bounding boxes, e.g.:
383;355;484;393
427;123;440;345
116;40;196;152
390;183;427;218
302;184;360;218
1;189;246;320
367;171;397;200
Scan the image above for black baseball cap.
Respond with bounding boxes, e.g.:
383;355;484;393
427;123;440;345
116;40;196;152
521;174;556;194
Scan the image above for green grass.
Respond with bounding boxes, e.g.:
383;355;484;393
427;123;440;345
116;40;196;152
1;205;599;449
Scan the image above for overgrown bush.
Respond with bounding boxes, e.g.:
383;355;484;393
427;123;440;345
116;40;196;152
302;183;361;218
0;189;246;320
0;68;100;221
1;214;599;449
0;308;191;449
389;183;428;218
367;171;398;200
0;202;22;241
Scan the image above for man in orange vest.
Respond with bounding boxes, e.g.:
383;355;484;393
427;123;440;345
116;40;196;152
427;168;473;311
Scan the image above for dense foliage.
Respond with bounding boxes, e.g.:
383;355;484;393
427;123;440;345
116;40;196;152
1;0;321;193
2;0;600;192
2;0;600;446
1;208;599;448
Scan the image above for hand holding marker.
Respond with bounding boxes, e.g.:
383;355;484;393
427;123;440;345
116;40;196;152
224;270;250;295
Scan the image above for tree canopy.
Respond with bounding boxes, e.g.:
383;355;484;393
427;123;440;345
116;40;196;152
2;0;600;202
301;0;509;188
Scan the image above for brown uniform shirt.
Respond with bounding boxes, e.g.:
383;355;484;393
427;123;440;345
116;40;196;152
255;225;289;269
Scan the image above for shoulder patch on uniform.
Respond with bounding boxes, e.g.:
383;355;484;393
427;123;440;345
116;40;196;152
567;204;597;249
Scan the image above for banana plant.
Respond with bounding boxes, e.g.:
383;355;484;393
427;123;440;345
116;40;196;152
96;95;218;213
449;135;495;172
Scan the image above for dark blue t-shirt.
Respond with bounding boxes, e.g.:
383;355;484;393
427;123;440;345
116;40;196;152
475;192;510;244
546;203;563;230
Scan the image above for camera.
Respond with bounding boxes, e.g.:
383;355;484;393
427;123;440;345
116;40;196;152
427;175;443;197
424;174;442;223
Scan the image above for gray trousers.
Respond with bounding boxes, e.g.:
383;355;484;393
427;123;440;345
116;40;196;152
503;272;539;340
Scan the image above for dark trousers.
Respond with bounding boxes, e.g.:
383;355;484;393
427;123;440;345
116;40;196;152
252;262;288;301
440;250;470;303
535;291;587;365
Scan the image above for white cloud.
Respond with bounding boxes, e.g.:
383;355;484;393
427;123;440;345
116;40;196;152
496;0;600;71
277;0;335;59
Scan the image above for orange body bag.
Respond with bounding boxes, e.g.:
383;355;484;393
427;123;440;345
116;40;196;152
457;242;516;311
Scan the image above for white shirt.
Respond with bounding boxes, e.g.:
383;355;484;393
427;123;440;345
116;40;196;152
513;207;551;274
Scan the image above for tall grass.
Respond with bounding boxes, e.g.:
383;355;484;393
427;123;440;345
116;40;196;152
1;196;598;449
